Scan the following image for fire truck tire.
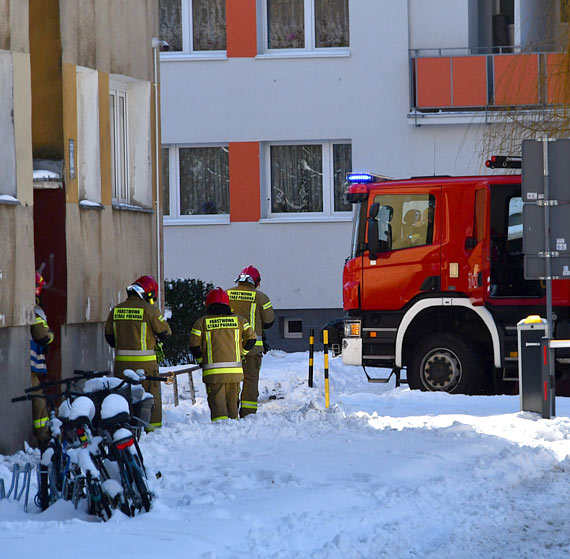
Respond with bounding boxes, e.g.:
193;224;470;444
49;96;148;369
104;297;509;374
407;333;482;394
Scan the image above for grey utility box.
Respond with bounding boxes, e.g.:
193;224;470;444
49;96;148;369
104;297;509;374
517;316;552;416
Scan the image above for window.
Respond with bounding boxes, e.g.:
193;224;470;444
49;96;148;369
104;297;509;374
77;68;101;204
163;145;229;221
159;0;226;56
371;194;435;251
266;142;351;218
264;0;349;52
109;85;128;203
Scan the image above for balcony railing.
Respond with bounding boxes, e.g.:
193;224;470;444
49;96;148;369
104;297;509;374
409;47;569;114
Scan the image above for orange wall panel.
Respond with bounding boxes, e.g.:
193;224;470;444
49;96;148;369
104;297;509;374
229;142;260;222
493;54;539;106
547;53;570;105
226;0;257;58
416;57;451;108
452;56;487;107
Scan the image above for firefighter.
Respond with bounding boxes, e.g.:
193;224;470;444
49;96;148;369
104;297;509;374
227;266;274;418
189;288;256;422
30;272;54;445
104;275;172;431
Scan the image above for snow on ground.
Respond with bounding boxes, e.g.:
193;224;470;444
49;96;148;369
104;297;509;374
2;351;570;558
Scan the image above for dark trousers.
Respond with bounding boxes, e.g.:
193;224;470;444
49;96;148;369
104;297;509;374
240;353;262;418
206;382;240;421
114;360;162;429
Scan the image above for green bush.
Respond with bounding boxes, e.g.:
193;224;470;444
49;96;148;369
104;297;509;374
163;278;213;366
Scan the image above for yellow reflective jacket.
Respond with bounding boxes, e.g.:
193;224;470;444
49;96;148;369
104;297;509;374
226;282;274;354
105;295;172;372
189;312;256;384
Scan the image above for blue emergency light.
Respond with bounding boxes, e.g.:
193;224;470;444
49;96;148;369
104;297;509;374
347;173;374;183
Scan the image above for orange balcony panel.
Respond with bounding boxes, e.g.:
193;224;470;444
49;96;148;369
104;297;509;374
227;0;257;58
229;142;260;222
493;54;539;105
547;53;570;105
416;57;451;108
452;56;487;107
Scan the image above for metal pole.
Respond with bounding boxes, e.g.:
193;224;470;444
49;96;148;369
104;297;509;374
324;329;330;409
151;38;163;310
542;139;555;413
308;328;314;387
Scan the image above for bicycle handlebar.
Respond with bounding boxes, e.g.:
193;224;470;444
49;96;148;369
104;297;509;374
11;395;30;403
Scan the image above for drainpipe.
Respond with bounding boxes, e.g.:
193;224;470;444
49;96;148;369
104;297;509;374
151;37;167;310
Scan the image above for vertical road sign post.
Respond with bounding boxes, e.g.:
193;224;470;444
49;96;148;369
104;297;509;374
323;329;330;409
521;138;570;418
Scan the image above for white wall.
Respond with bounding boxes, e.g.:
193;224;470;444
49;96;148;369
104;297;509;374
165;221;353;309
0;52;17;197
408;0;471;51
161;0;498;311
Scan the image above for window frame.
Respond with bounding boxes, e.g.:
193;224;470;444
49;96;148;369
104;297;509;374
261;0;350;57
160;0;227;60
162;143;231;225
262;140;352;222
109;79;129;205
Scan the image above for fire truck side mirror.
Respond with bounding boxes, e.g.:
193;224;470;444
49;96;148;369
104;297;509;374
367;203;380;260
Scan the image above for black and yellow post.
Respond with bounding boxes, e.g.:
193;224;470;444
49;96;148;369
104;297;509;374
324;329;330;408
308;328;314;387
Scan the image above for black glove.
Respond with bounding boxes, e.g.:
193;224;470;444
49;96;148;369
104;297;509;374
263;340;270;354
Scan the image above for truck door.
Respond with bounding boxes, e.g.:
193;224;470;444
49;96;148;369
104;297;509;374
361;187;441;311
465;187;490;305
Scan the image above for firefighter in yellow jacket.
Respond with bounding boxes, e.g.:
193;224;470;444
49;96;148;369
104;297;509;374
105;275;172;430
227;266;274;417
189;288;256;422
30;272;54;444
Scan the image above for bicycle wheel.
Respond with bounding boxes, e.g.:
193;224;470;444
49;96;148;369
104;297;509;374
86;471;113;521
35;464;50;511
130;454;152;513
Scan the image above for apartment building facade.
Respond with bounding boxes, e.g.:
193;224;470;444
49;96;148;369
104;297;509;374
0;0;162;453
159;0;565;350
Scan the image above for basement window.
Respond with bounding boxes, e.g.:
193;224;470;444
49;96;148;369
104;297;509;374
282;317;303;339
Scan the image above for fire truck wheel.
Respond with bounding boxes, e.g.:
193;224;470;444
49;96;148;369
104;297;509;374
408;333;481;394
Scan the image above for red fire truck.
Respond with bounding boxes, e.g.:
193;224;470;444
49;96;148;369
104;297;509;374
338;160;570;394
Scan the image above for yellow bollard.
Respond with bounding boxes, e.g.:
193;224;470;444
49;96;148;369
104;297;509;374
324;329;330;408
308;328;314;388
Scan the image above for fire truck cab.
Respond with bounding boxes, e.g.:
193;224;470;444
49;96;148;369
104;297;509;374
341;168;570;394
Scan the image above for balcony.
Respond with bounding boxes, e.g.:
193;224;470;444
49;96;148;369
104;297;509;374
409;48;569;124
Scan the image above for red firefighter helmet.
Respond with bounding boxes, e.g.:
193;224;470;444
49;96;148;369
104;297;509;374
235;265;261;287
35;272;46;297
205;287;230;307
128;275;159;304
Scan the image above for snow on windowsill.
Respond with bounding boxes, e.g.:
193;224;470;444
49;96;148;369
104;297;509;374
0;194;20;206
112;202;153;214
79;200;104;210
33;169;61;180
